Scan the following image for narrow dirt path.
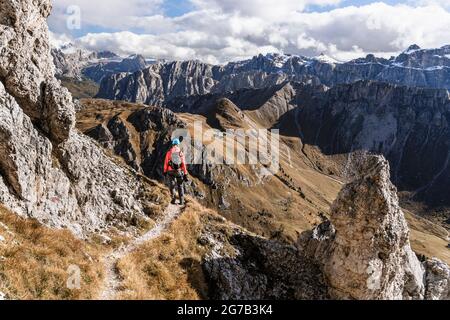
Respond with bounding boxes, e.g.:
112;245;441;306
99;204;182;300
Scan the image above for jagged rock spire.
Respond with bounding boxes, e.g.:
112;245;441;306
300;155;450;300
325;156;425;299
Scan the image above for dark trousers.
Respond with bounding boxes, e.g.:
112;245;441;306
167;171;184;200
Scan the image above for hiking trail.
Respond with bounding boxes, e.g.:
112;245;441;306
99;203;182;300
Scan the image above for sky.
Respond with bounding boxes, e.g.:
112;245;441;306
48;0;450;64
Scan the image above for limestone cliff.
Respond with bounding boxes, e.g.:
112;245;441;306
296;80;450;207
0;0;164;236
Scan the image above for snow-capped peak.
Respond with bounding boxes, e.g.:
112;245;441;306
52;40;93;56
59;43;78;55
264;53;292;68
315;53;338;64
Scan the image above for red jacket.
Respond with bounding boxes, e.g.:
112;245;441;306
164;146;188;175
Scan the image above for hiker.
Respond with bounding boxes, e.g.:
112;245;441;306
164;138;189;205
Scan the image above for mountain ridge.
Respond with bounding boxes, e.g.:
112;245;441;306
94;44;450;106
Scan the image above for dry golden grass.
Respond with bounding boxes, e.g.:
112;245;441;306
404;210;450;265
0;206;104;300
115;200;210;300
76;99;145;132
60;78;99;99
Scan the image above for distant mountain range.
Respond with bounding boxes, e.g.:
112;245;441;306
51;44;161;82
92;44;450;106
54;43;450;104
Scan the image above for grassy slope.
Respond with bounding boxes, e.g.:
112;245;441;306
60;78;99;100
404;210;450;265
177;112;344;242
0;206;104;300
115;200;211;300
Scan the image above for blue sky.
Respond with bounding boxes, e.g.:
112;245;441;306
162;0;195;17
161;1;409;17
49;0;450;63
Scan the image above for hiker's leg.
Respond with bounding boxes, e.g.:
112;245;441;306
177;177;185;204
168;176;177;202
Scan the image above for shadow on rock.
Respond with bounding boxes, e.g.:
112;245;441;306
179;258;209;300
201;233;329;300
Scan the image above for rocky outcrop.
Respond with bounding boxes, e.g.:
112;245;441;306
0;0;75;144
0;81;151;235
0;0;164;236
0;82;76;210
296;80;450;207
84;103;187;178
201;224;329;300
424;258;450;300
299;156;450;300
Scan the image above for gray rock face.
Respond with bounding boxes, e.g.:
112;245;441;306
95;57;308;106
424;258;450;300
212;71;289;95
0;82;146;235
51;46;99;80
58;133;148;233
0;0;161;236
96;46;450;106
0;0;75;144
0;82;77;215
96;60;221;105
299;155;450;300
296;80;450;207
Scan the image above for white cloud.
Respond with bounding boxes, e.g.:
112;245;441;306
413;0;450;9
190;0;343;19
49;31;73;48
50;0;164;32
50;1;450;64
